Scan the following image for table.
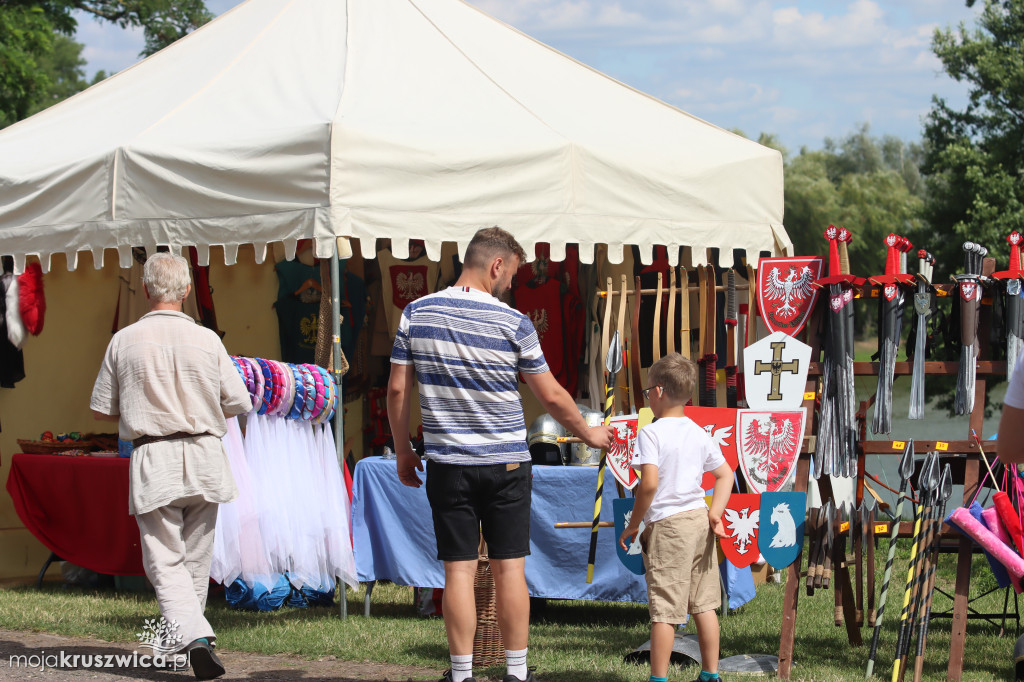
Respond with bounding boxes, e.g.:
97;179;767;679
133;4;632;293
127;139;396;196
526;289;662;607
352;456;648;603
6;453;144;579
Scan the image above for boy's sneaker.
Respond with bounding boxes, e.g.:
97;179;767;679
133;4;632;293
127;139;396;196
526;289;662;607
439;670;476;682
503;667;539;682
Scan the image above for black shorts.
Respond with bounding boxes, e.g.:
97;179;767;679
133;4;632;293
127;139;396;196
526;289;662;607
425;459;532;561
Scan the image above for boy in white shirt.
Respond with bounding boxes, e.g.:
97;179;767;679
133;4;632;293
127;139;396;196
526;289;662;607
620;353;734;682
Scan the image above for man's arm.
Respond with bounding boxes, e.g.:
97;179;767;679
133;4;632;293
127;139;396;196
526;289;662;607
521;370;614;450
998;404;1024;464
92;410;119;422
387;362;423;487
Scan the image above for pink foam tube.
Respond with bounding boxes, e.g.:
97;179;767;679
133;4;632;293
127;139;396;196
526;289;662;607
980;506;1021;593
949;508;1024;587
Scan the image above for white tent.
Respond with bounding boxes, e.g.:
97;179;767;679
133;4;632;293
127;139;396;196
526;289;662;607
0;0;789;273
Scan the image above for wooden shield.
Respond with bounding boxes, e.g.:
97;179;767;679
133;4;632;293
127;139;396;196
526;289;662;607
721;493;761;569
682;406;739;491
757;256;824;336
737;408;806;493
606;414;640;490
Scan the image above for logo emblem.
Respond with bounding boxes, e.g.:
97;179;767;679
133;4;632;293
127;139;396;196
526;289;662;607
960;281;978;302
683;406;739;491
721;493;761;569
737;408;806;493
758;256;824;336
742;332;812;410
136;617;184;657
613;498;646;575
884;283;898;301
606;414;640;490
758;491;806;569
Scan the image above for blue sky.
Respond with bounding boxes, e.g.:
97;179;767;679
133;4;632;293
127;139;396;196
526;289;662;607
73;0;980;152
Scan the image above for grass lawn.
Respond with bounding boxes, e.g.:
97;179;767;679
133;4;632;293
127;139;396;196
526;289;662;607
0;541;1018;681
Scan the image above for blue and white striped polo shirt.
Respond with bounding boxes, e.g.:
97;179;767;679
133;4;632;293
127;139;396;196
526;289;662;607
391;286;549;465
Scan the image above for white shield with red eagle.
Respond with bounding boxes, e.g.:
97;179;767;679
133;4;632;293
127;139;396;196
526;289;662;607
682;406;739;491
737;408;806;493
720;493;761;569
757;256;824;336
606;414;640;490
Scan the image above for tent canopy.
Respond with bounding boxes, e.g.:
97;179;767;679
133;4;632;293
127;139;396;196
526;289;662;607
0;0;789;273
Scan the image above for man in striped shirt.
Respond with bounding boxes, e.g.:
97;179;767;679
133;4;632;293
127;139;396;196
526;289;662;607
388;227;614;682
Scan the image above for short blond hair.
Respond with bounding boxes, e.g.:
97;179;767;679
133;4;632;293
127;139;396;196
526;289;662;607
647;353;697;403
464;226;527;269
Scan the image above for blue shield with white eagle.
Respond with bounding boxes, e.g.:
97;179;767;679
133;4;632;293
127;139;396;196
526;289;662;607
757;491;806;570
613;498;646;575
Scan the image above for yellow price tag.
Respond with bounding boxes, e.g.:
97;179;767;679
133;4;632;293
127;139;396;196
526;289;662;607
803;391;816;401
892;440;906;451
840;521;850;532
874;523;889;534
936;441;949;451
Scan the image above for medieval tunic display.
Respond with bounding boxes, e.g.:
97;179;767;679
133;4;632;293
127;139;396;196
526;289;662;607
89;310;252;515
377;249;439;339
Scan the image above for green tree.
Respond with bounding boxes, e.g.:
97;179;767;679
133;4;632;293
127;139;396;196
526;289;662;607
923;0;1024;278
0;5;54;126
26;33;89;116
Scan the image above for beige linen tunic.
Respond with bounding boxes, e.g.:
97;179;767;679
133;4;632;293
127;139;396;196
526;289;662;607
90;310;252;515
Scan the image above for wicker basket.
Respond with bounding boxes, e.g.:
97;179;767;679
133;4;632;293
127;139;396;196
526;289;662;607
17;439;95;454
472;553;505;668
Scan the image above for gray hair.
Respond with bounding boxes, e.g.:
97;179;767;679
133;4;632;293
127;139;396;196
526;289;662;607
143;252;191;303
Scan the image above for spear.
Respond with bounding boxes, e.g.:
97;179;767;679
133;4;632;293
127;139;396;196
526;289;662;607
586;331;623;584
954;242;986;414
992;231;1024;381
911;464;953;682
870;234;916;434
898;453;940;681
891;451;938;682
865;497;877;627
908;250;935;420
866;440;916;678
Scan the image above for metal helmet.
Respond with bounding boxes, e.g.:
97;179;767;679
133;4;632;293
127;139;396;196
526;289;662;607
570;405;605;466
527;413;567;465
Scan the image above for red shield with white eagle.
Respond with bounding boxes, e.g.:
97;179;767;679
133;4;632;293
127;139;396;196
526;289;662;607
960;281;979;302
606;414;640;490
737;408;806;493
683;406;739;491
720;493;761;569
758;256;825;336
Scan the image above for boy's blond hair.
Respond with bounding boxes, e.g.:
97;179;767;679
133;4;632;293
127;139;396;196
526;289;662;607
647;352;697;402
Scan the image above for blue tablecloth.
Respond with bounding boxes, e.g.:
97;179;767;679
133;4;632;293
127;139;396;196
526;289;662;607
352;456;648;602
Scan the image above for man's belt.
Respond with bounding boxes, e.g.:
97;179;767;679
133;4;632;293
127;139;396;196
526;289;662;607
132;431;213;449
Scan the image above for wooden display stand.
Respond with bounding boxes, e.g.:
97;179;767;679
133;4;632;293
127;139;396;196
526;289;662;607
776;267;1005;682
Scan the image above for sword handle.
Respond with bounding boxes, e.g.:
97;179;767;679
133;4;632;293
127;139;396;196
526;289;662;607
838;227;853;276
1009;231;1022;272
825;224;841;277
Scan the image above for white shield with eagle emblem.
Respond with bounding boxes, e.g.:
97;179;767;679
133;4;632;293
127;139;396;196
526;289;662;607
737;408;806;493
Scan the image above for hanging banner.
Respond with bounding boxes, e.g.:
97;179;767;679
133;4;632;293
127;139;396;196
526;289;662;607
683;406;739;491
613;498;646;575
737;408;806;493
758;491;806;569
721;493;761;569
757;256;824;336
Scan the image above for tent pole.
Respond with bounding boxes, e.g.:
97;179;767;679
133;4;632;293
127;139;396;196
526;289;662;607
330;249;347;619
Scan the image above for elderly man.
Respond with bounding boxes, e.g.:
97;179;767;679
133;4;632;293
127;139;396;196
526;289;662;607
388;226;615;682
91;252;251;680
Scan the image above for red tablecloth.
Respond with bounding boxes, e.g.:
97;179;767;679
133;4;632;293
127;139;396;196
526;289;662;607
6;453;144;575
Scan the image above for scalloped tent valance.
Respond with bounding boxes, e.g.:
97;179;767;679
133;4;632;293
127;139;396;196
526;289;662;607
0;0;789;274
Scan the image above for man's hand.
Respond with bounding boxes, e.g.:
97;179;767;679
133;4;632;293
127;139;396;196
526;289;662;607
619;525;640;551
396;448;423;488
709;511;727;538
581;424;616;451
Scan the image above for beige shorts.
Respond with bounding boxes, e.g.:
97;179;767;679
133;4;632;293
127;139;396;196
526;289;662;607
640;508;720;624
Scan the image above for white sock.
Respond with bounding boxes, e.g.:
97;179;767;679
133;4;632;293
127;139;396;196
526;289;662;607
450;654;473;682
506;647;528;680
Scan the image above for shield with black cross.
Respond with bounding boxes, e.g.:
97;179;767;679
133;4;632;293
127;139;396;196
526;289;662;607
742;331;811;410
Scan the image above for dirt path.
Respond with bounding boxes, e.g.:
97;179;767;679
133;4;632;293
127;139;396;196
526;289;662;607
0;628;446;681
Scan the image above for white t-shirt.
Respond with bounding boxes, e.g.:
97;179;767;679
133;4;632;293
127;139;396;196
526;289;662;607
1005;361;1024;409
630;416;727;524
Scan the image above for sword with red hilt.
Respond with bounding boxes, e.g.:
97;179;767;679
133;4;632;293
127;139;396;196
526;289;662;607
908;249;935;419
992;231;1024;381
868;233;916;434
815;225;864;478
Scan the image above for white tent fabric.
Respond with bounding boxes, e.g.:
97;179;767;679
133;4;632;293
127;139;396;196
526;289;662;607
0;0;789;273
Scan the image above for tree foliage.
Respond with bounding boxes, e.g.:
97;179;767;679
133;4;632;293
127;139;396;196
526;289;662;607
923;0;1024;278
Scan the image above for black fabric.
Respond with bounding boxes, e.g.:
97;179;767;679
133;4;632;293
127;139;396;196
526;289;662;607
425;459;533;561
0;265;25;389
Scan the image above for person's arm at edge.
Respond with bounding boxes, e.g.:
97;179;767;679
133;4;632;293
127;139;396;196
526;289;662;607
387;362;422;487
707;462;733;538
92;410;119;422
522;370;614;450
998;403;1024;465
619;463;658;550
